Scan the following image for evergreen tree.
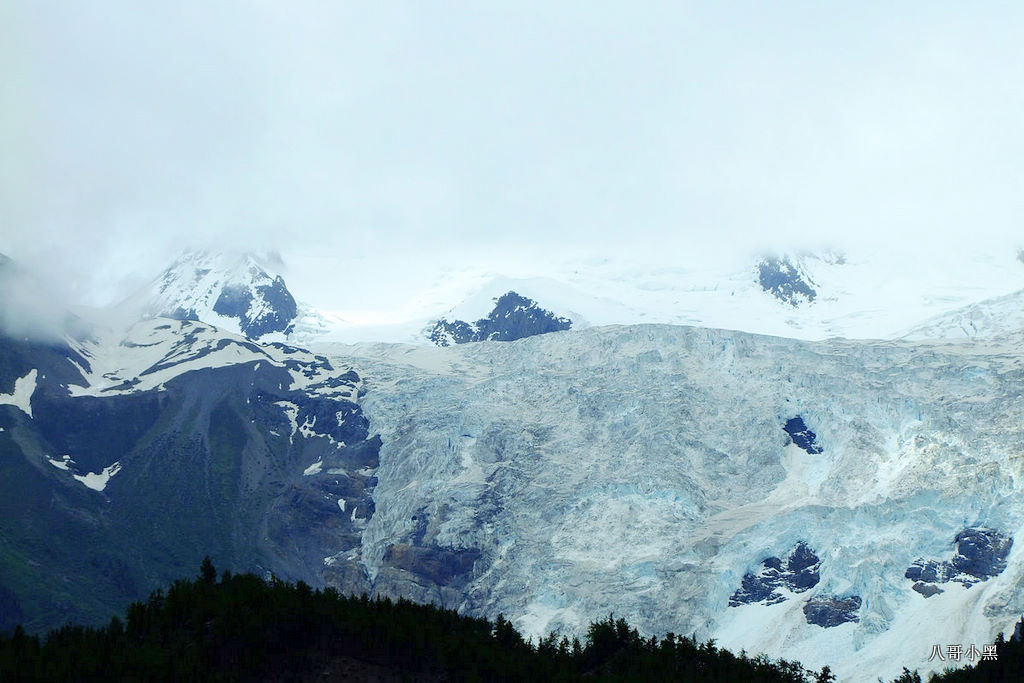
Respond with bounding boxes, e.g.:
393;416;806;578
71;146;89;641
200;556;217;584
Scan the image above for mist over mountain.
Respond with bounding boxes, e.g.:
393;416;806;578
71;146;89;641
0;253;86;343
4;248;1024;681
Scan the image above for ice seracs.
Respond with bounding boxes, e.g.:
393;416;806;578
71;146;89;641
903;288;1024;340
336;324;1024;682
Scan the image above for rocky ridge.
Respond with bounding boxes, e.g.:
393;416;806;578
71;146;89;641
428;291;572;346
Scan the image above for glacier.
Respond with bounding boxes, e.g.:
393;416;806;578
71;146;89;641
317;325;1024;681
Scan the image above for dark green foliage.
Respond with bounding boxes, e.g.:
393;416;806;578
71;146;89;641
200;557;217;584
920;617;1024;682
0;560;831;682
816;664;836;682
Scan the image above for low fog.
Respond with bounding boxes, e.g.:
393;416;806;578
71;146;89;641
0;256;81;341
3;2;1024;310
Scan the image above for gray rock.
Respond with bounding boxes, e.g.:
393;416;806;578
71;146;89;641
729;542;821;607
428;291;571;346
905;527;1013;594
912;582;943;598
951;528;1013;580
782;416;823;455
757;257;817;307
803;595;861;628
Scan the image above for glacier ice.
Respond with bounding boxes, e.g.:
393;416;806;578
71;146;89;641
319;324;1024;681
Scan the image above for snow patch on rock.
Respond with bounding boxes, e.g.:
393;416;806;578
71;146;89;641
73;461;122;492
0;369;37;417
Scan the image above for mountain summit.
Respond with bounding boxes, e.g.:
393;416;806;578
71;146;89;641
141;250;299;340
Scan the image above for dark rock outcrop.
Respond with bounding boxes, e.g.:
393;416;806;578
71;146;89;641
729;542;821;607
212;276;298;338
382;544;481;587
952;528;1013;579
428;292;571;346
757;257;817;307
906;527;1012;597
803;595;861;628
912;582;943;598
783;416;823;454
905;559;951;585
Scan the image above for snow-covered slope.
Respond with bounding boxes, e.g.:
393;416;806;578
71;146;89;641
128;244;1024;347
320;327;1024;681
903;288;1024;341
126;250;302;341
282;245;1024;345
122;249;353;345
66;317;357;401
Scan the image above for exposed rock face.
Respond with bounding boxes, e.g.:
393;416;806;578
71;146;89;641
428;291;571;346
757;256;817;307
382;543;481;587
912;582;943;598
906;528;1013;595
212;277;298;338
782;416;822;454
905;560;951;584
729;542;821;606
0;319;377;632
147;251;299;340
953;528;1013;579
803;595;861;628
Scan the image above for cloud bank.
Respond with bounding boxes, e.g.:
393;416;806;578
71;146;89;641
3;2;1024;305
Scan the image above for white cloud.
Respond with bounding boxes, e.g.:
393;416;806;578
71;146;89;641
3;2;1024;307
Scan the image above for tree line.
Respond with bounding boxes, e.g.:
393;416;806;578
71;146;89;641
4;558;1020;680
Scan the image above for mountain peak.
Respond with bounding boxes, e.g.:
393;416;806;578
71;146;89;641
427;290;572;346
755;254;819;307
145;249;298;340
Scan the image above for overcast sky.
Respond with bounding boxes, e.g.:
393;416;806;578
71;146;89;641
3;2;1024;307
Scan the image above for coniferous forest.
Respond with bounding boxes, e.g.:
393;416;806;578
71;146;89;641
0;559;835;682
3;559;1024;681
